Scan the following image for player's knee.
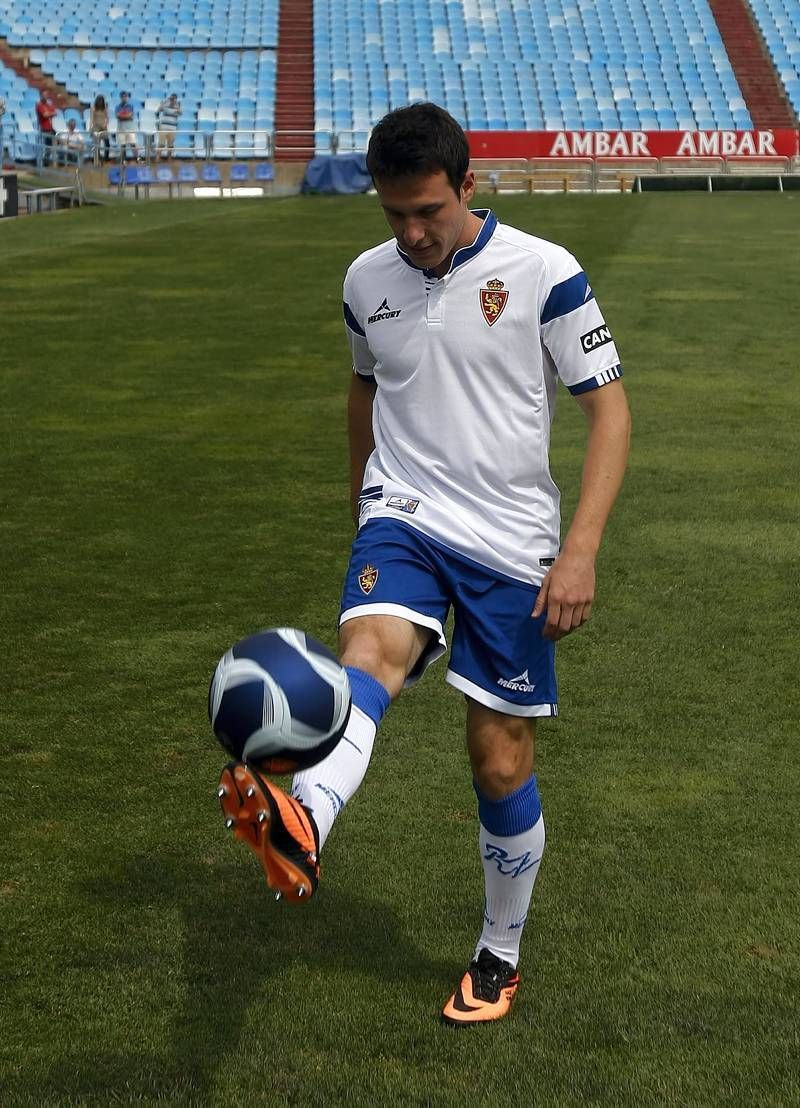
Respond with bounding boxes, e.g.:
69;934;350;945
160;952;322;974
339;630;405;699
472;757;526;799
468;715;535;799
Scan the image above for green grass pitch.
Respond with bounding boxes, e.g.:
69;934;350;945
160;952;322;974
1;192;799;1105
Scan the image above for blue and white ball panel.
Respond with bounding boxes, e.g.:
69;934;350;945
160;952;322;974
232;629;338;737
340;520;557;713
209;628;351;763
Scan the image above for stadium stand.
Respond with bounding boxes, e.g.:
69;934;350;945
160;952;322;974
748;0;800;116
0;0;279;49
0;0;279;161
4;0;800;173
312;0;756;148
1;49;277;160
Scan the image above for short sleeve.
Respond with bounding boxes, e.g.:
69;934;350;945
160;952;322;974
343;267;377;380
540;249;623;396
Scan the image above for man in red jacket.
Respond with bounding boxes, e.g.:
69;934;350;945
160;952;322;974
35;90;56;167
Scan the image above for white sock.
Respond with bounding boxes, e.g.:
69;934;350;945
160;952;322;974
476;815;545;968
290;705;376;851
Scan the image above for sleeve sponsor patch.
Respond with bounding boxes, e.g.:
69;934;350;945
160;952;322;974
580;324;613;353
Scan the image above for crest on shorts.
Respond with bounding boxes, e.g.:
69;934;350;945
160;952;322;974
358;564;379;594
480;278;508;326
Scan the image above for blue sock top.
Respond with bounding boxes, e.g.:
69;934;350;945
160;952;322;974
474;774;541;837
345;666;391;727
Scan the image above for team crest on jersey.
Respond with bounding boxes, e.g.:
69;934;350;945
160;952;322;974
358;564;379;594
480;278;508;326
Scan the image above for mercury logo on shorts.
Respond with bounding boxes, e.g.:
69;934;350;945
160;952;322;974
497;668;537;693
368;297;402;324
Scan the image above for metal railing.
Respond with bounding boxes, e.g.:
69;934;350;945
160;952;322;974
471;154;800;193
7;128;276;167
6;126;799;203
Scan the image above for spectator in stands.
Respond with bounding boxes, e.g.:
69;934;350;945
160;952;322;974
36;89;57;167
56;119;85;165
90;94;110;163
115;91;138;161
156;93;181;159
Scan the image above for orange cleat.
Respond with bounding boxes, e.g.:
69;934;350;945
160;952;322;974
217;761;320;903
441;948;520;1026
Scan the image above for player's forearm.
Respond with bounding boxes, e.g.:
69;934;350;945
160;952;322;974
563;386;631;559
348;375;377;522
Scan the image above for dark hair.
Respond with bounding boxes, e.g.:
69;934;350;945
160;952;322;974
94;95;106;110
366;102;470;195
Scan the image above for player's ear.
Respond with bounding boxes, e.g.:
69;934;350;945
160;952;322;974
460;171;476;205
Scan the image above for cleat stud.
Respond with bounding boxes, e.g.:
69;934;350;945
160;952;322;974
217;785;227;799
297;886;306;897
224;817;235;830
257;811;267;824
246;785;256;798
274;891;282;901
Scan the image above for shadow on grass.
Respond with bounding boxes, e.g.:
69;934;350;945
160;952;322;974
18;852;455;1103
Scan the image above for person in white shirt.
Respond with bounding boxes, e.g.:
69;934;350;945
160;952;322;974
56;119;85;165
220;102;630;1026
156;93;181;159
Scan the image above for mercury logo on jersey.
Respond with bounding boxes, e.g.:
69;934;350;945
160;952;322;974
368;297;402;324
580;324;613;353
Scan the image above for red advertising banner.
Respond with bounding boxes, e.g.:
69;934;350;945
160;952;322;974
467;130;799;159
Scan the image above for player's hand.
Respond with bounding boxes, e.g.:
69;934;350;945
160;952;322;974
531;551;596;641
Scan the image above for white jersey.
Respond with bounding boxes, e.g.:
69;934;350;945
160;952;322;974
342;210;623;585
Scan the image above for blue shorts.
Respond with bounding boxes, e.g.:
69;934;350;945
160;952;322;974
340;519;558;717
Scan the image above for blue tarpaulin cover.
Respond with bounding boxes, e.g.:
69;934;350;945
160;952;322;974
301;154;372;194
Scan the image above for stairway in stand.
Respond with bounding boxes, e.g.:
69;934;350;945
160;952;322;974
0;37;84;111
274;0;315;162
707;0;796;127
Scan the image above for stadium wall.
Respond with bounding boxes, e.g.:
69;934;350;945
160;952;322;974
468;129;800;159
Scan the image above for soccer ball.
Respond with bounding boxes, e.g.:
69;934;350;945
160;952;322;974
208;628;351;774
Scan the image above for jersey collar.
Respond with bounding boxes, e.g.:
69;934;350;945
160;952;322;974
396;209;497;278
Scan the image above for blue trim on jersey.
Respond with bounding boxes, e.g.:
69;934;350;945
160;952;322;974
343;300;366;337
475;774;542;836
540;271;595;324
345;666;390;726
568;365;624;395
447;209;497;272
396;209;497;276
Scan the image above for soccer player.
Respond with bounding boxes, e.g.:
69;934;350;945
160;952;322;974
220;103;631;1024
